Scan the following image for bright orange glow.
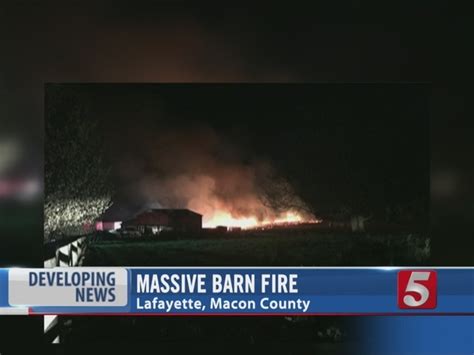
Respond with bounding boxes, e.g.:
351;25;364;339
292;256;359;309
203;210;320;229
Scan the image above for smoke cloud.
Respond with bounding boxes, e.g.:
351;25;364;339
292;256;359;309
114;124;312;226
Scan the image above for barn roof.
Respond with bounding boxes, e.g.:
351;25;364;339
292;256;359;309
144;208;202;217
123;208;203;226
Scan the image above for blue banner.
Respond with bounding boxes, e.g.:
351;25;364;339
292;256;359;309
0;267;472;315
360;316;474;355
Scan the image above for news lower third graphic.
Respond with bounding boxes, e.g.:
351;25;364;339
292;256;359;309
0;268;472;315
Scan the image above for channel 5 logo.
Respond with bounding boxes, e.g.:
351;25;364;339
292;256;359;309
397;270;437;309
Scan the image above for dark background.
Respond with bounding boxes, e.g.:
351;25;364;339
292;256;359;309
49;83;428;220
0;2;470;353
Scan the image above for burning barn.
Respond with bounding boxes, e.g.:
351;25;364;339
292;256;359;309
123;209;202;234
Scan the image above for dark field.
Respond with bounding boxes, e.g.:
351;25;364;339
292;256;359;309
63;315;357;350
83;229;431;267
65;229;429;346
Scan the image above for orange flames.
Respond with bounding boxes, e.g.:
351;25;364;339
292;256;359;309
202;209;320;229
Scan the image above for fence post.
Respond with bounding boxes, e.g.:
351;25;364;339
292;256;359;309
43;235;89;344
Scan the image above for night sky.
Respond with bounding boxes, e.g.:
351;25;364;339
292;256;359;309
49;84;429;219
0;3;466;348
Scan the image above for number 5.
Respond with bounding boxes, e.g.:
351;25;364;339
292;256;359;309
403;271;431;307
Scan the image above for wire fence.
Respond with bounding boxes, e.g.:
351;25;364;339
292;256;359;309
43;235;88;344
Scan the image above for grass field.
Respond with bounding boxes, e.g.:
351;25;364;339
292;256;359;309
83;229;430;266
71;229;429;345
63;314;356;348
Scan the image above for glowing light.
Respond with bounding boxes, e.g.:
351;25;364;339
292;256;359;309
203;209;320;229
203;211;258;229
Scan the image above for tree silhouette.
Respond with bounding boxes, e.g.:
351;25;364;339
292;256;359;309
44;85;112;240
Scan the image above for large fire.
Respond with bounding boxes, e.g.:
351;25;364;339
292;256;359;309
202;209;320;229
131;126;321;231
